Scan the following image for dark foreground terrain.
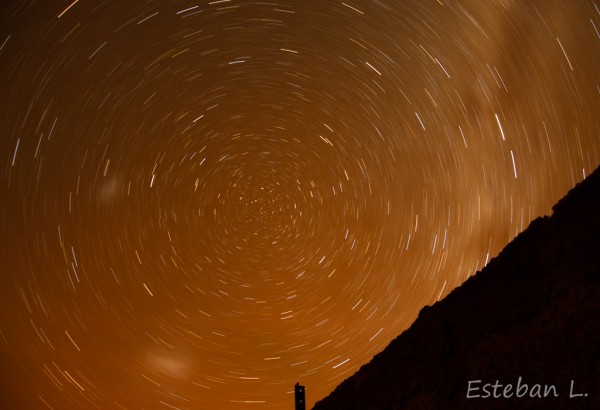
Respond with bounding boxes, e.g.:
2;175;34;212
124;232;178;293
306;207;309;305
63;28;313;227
314;167;600;410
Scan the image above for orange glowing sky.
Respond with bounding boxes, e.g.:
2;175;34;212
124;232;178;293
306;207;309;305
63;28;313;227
1;1;598;408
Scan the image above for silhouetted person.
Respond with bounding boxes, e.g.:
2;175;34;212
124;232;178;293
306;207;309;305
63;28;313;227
295;382;306;410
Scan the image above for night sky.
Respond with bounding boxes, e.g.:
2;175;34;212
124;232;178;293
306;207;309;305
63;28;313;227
1;1;598;409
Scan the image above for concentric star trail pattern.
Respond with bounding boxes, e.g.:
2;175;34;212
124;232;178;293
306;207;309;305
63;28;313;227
1;1;598;408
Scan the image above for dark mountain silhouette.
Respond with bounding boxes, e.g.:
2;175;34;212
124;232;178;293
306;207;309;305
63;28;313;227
313;167;600;410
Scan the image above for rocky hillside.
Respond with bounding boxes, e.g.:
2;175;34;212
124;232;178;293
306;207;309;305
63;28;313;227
313;167;600;409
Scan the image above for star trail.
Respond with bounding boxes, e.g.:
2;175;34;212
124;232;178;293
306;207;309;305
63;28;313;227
1;1;598;409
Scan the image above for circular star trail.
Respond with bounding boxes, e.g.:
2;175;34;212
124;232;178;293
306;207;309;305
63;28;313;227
1;1;598;408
